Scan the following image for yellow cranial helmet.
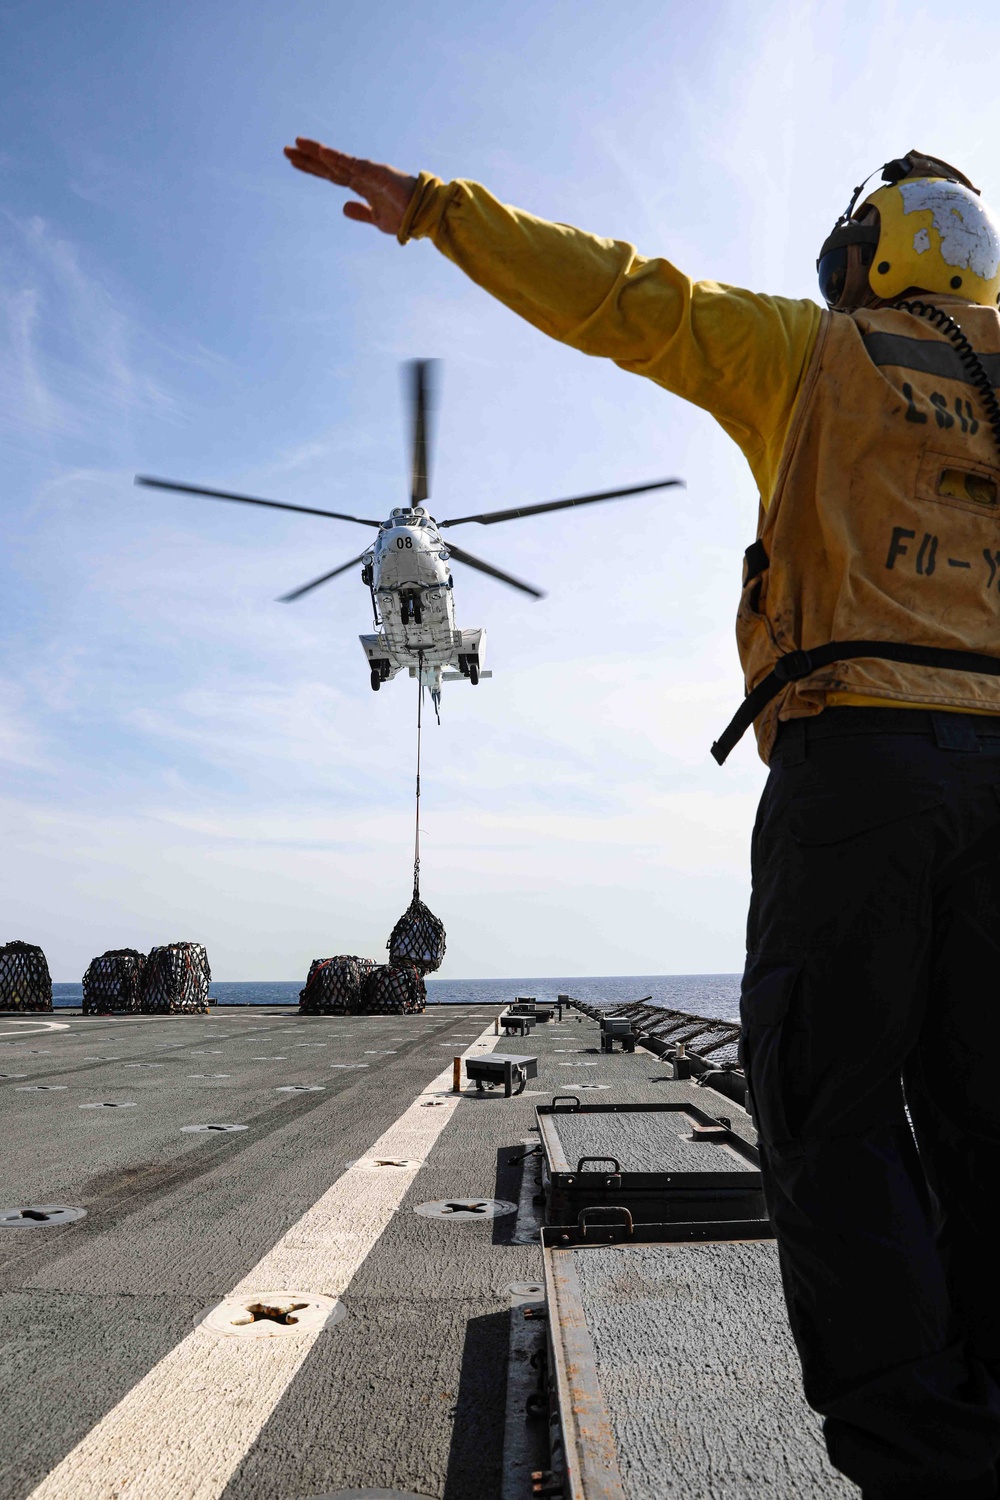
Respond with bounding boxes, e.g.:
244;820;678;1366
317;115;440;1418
818;151;1000;310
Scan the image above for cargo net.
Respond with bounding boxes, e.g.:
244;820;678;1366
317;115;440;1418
360;962;427;1015
0;941;53;1012
82;949;147;1015
387;897;446;976
299;955;377;1015
137;942;211;1014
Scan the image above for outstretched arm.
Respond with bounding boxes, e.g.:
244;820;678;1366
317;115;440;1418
284;139;823;507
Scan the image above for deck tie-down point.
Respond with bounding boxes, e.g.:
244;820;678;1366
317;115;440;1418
239;1301;309;1326
348;1157;421;1170
197;1290;346;1338
0;1204;87;1228
414;1197;517;1220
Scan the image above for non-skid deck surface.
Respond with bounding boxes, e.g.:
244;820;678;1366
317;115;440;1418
0;1004;847;1498
568;1240;856;1500
548;1108;756;1174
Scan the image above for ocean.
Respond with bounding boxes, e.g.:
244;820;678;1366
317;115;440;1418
51;973;741;1022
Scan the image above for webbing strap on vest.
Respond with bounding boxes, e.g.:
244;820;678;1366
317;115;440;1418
711;641;1000;765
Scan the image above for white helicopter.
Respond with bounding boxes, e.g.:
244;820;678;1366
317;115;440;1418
137;362;681;717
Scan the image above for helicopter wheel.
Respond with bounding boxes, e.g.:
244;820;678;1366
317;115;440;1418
469;662;480;685
370;669;381;691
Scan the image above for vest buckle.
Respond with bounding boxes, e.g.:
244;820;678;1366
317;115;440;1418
774;649;814;682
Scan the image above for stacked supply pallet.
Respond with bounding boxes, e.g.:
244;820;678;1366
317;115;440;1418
0;941;52;1012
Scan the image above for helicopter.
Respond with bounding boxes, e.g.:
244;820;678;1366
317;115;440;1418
136;361;682;718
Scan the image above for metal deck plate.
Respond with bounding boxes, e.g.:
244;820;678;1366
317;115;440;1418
546;1236;856;1499
547;1109;756;1175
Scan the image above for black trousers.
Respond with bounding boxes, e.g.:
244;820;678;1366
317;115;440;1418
742;708;1000;1500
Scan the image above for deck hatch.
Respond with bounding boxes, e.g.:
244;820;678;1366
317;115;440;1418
535;1100;765;1226
541;1221;856;1500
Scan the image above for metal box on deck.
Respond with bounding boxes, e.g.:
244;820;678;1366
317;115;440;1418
501;1013;535;1036
465;1051;538;1096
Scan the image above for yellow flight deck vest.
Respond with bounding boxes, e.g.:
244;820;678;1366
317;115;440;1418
719;302;1000;765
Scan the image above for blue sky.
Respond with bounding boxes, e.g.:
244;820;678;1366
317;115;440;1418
3;0;999;979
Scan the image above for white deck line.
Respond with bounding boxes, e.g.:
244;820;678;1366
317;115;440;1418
27;1024;499;1500
0;1020;71;1038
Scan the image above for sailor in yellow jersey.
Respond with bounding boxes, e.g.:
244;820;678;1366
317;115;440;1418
286;138;1000;1499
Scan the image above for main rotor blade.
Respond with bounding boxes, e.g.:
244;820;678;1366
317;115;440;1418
277;550;371;602
446;542;545;599
136;475;381;528
406;360;437;505
440;477;683;528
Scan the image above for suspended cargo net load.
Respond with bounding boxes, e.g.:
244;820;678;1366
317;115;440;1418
388;896;446;975
82;949;147;1015
0;941;53;1012
360;962;426;1015
137;942;211;1014
299;955;377;1015
385;652;447;982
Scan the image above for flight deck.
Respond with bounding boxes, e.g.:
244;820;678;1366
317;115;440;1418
0;1001;858;1498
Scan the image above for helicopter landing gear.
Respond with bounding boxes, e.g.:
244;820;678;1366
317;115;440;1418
459;654;480;685
469;661;479;685
370;659;391;690
370;668;381;691
401;593;423;625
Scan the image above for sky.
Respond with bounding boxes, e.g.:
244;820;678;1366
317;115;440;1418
2;0;999;981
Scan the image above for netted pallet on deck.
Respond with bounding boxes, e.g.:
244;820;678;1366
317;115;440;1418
387;897;446;975
299;955;376;1015
0;941;52;1012
82;949;147;1014
137;942;211;1014
360;962;426;1015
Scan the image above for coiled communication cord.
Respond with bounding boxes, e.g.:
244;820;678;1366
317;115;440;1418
894;298;1000;460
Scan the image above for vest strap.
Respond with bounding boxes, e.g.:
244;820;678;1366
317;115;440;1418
711;641;1000;765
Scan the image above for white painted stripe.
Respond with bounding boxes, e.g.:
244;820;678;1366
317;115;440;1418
27;1023;499;1500
0;1019;70;1038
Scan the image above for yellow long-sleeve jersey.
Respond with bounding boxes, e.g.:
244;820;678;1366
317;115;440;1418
399;172;823;511
398;173;1000;720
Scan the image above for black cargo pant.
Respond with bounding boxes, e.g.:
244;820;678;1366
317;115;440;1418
742;708;1000;1500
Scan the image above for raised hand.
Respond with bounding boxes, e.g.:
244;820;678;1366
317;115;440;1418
283;139;418;236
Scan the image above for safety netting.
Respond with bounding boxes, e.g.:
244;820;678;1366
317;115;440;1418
360;962;427;1015
644;1013;741;1065
137;942;211;1014
299;955;377;1015
387;897;446;975
573;998;742;1069
0;941;53;1012
82;949;147;1015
